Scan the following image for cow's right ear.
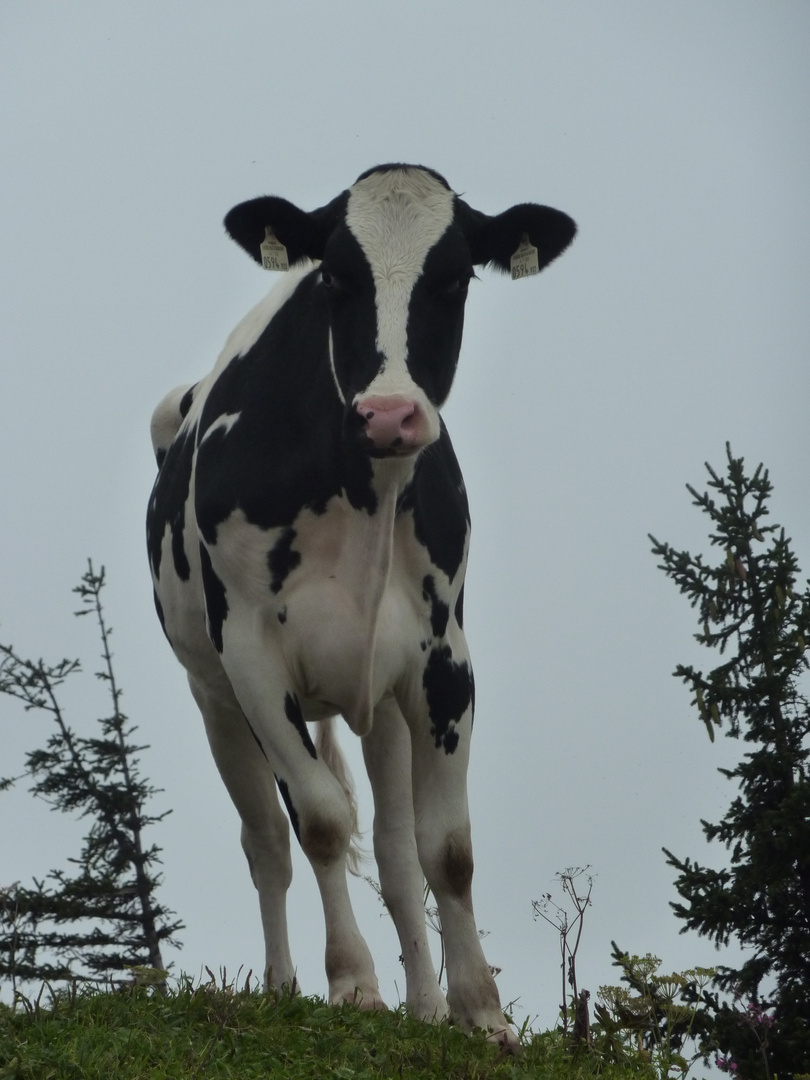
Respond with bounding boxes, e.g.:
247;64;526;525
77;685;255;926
224;194;345;267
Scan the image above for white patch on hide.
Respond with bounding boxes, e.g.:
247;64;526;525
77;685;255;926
199;411;241;444
150;382;196;457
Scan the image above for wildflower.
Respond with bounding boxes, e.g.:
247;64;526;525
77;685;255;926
740;1002;774;1029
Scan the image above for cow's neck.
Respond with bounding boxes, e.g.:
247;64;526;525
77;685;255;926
337;464;401;614
335;458;411;733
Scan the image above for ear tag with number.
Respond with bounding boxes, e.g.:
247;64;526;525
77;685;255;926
510;233;540;281
260;227;289;271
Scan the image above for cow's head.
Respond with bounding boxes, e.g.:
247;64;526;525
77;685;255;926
224;165;575;457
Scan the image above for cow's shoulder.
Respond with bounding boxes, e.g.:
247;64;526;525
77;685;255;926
193;269;376;542
148;269;317;581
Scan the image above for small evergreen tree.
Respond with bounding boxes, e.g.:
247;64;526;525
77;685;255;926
650;445;810;1078
0;562;183;993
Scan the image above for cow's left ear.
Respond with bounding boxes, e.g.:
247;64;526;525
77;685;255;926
224;193;346;267
457;200;576;274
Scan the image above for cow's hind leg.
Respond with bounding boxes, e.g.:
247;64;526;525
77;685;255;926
188;675;296;992
362;697;448;1021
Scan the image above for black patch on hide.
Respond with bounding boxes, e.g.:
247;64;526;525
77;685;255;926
199;543;228;653
147;426;195;582
179;384;196;417
454;584;465;630
243;715;268;759
422;644;472;755
276;776;301;842
269;528;301;594
398;421;469;584
422;574;449;638
284;692;317;759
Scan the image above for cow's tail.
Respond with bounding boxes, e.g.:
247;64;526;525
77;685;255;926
315;717;364;875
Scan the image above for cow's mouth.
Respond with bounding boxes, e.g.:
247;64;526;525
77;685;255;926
365;441;421;459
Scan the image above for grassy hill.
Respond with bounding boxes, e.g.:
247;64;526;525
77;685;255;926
0;977;655;1080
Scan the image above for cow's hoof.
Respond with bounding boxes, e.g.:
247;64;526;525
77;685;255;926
409;995;449;1024
335;987;387;1011
486;1023;522;1055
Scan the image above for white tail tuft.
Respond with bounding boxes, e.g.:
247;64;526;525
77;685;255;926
315;717;365;875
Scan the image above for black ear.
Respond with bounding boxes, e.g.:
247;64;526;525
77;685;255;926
457;199;576;273
223;193;347;266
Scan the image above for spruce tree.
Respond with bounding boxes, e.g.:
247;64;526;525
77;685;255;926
0;562;182;993
650;445;810;1078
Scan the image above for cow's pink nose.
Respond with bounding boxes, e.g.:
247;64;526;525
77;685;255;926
356;396;420;451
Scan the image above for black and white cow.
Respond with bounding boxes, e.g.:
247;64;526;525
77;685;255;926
147;164;575;1047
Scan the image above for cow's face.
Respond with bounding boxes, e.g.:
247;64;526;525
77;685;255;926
324;168;469;455
224;164;576;457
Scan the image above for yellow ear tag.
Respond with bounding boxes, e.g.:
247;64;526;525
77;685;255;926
260;227;290;271
510;233;540;281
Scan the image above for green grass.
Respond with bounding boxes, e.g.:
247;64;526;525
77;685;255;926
0;979;655;1080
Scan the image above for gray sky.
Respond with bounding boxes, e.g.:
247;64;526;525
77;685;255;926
2;2;809;1030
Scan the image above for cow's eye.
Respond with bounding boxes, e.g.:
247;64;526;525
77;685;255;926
443;275;472;299
321;268;335;288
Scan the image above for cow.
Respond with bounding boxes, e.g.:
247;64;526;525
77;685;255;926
146;164;575;1048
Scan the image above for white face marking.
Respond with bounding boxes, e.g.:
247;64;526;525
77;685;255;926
345;169;455;402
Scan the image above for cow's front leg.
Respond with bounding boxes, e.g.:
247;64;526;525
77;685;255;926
307;808;386;1010
362;697;448;1022
403;658;519;1051
216;631;384;1010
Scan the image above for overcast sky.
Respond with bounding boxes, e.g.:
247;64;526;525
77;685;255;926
2;2;809;1031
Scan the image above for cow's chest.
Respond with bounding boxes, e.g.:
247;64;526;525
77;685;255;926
209;488;464;732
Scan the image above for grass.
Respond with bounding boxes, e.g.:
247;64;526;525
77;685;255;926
0;976;657;1080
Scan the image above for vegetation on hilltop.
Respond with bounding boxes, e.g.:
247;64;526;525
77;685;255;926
0;975;657;1080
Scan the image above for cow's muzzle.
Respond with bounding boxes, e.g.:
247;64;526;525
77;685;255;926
355;396;428;455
